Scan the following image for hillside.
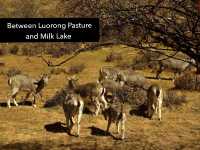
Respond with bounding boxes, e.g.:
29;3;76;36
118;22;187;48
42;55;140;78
0;45;199;150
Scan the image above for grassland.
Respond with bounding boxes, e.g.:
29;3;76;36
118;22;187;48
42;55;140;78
0;45;199;150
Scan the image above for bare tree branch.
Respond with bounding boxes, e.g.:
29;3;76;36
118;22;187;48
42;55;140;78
38;42;116;67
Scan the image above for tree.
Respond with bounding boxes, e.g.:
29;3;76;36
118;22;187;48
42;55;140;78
109;0;200;73
40;0;200;73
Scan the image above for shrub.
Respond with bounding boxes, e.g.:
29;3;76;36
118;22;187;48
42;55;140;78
106;52;122;62
132;51;160;70
115;84;148;108
0;62;5;67
0;48;8;56
67;64;85;74
51;49;65;58
163;90;187;108
7;68;21;77
0;69;6;76
50;67;66;75
10;45;19;55
116;61;131;69
21;47;38;56
174;72;200;90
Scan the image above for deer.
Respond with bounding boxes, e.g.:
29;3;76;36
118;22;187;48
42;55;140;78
62;91;84;137
67;76;107;115
7;74;49;108
155;58;194;80
147;84;163;121
99;67;120;82
102;97;126;140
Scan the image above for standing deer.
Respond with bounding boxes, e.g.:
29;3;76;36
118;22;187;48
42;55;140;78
102;98;126;140
147;84;163;121
7;74;49;108
63;91;84;137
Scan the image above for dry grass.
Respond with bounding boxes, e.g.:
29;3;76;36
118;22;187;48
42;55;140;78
67;63;85;74
0;45;199;149
105;51;122;62
174;72;200;90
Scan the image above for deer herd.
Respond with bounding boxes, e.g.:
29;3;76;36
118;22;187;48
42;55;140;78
6;66;164;140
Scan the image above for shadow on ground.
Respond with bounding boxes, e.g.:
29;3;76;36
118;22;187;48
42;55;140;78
89;126;109;136
44;122;67;133
88;126;122;140
0;100;33;107
145;76;173;80
129;104;148;118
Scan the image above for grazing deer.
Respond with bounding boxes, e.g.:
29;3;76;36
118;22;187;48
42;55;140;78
155;58;194;80
63;91;84;137
67;76;107;115
147;84;163;121
7;74;49;108
99;67;124;81
117;71;147;88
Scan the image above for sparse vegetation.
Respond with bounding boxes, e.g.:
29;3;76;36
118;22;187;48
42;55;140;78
174;72;200;90
132;51;160;70
0;0;200;148
163;90;187;109
0;47;199;150
67;64;85;74
0;48;7;56
50;67;66;75
0;62;5;67
10;45;19;55
105;51;122;62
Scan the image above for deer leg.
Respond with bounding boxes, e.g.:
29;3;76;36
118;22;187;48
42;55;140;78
65;111;73;134
7;99;11;108
100;94;108;109
64;111;70;129
147;104;152;119
13;98;18;107
158;101;162;121
121;113;126;140
69;117;74;135
38;92;43;101
154;103;158;115
32;93;37;108
106;118;112;134
9;88;19;107
94;98;101;116
76;101;84;137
